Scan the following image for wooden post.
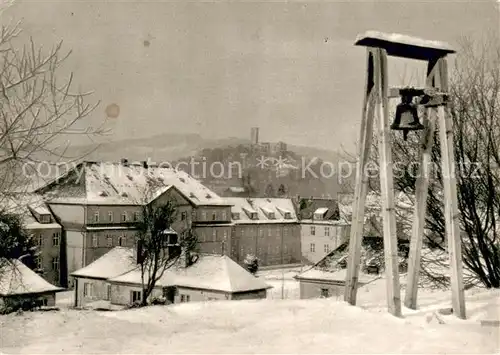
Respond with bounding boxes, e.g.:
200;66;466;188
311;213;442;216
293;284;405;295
436;57;466;319
404;58;439;309
344;49;377;305
374;48;402;317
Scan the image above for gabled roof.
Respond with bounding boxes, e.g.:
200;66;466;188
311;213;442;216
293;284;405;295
226;197;297;224
109;254;272;293
0;259;63;296
70;247;136;279
36;161;229;207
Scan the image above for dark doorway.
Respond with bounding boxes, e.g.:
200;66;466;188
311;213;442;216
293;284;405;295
163;286;176;304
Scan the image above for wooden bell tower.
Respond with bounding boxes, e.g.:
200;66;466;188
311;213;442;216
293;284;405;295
344;31;466;319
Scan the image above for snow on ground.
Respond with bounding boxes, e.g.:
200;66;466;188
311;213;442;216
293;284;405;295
258;267;302;300
1;271;498;354
1;287;498;354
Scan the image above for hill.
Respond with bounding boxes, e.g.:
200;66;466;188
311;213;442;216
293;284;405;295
32;133;355;197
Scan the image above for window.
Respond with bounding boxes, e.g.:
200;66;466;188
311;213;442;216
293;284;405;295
108;211;113;222
181;211;187;221
118;236;124;246
310;243;315;252
310;226;316;235
40;214;51;224
107;236;113;247
325;227;330;236
267;228;272;237
258;228;264;237
37;234;43;246
92;234;98;247
121;212;128;222
324;244;330;253
180;294;190;303
93;211;99;223
52;232;60;246
83;283;93;297
131;290;141;303
36;256;43;270
283;227;288;237
212;212;217;221
223;230;228;240
202;211;207;220
134;211;140;221
320;288;330;298
106;285;112;301
222;211;227;220
52;257;59;271
212;229;217;242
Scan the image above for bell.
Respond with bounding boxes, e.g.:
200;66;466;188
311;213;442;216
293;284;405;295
391;93;424;141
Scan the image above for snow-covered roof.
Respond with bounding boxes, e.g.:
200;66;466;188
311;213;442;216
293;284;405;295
296;267;378;284
0;193;59;229
0;259;63;296
225;198;298;224
70;247;136;279
80;248;271;293
38;161;229;206
110;254;271;293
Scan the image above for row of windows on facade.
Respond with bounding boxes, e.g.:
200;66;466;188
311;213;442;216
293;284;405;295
196;226;291;243
239;227;290;238
309;226;342;236
83;285;194;305
91;209;228;224
309;243;333;253
36;232;61;247
235;244;295;256
92;234;128;248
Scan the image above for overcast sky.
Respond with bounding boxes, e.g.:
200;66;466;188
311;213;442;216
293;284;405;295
5;0;499;152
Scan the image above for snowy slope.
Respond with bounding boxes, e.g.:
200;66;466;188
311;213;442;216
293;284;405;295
0;285;498;354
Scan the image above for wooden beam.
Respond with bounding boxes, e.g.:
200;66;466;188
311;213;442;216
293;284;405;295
374;48;402;317
355;31;455;61
436;57;466;319
404;57;439;309
344;49;377;305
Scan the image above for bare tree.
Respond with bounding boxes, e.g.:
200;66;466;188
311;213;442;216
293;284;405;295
0;15;106;195
134;183;199;306
365;37;500;288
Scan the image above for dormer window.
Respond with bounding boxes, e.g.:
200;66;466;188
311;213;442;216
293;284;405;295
121;212;128;222
108;211;113;223
231;212;240;220
212;212;217;221
99;191;108;197
250;212;258;220
94;211;100;223
40;214;51;224
284;212;292;219
313;207;328;220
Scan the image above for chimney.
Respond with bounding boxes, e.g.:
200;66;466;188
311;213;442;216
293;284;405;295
142;160;148;169
121;158;129;166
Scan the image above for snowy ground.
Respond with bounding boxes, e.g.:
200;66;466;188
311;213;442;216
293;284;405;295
1;274;498;354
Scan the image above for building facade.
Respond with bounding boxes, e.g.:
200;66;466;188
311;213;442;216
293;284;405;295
225;197;301;267
295;197;350;264
0;193;63;287
36;160;233;288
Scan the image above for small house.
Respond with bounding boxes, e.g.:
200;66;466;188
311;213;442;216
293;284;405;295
71;247;272;308
0;259;64;308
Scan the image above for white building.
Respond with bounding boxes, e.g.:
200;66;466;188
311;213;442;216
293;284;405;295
296;198;350;264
